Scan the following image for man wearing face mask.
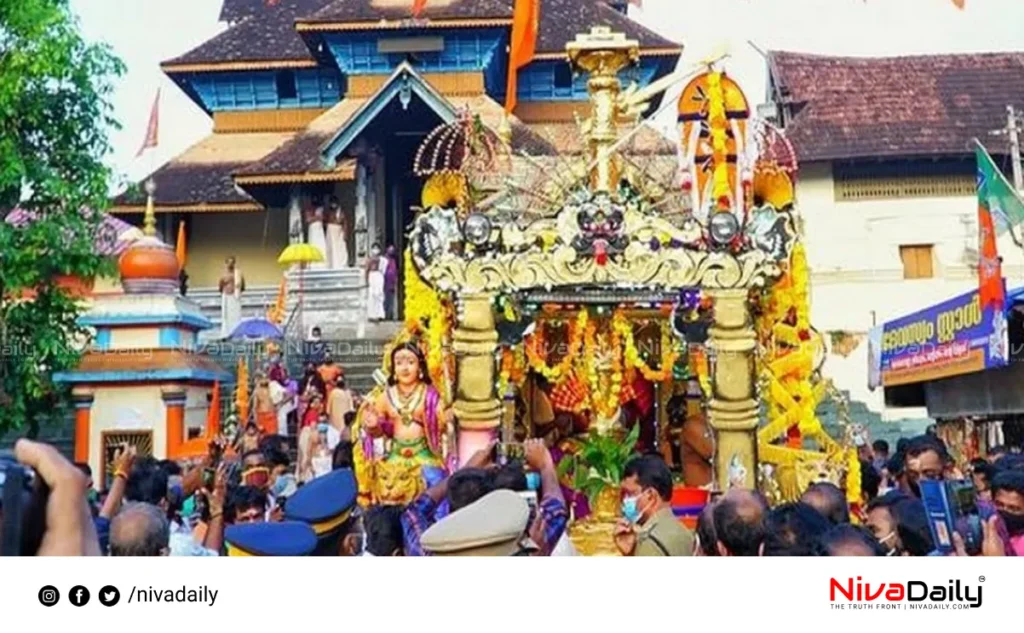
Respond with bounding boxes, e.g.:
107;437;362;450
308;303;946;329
865;492;934;556
902;435;1011;555
992;470;1024;555
613;455;694;556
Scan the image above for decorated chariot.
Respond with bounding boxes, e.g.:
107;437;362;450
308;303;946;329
352;27;860;553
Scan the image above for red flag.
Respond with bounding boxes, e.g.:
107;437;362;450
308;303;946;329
978;201;1004;309
505;0;540;114
412;0;428;17
136;89;160;158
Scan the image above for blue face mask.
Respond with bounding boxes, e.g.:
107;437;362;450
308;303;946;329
272;474;294;498
621;496;642;523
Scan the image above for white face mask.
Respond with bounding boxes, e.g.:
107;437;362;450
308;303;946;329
879;531;899;556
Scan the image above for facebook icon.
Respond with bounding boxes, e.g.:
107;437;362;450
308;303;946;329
69;585;90;607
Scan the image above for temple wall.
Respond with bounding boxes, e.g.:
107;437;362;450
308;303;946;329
184;385;213;437
187;210;290;287
797;161;1024;419
88;385;167;477
110;327;159;349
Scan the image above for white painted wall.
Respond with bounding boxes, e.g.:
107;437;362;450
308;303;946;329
88;385;166;476
798;162;1024;419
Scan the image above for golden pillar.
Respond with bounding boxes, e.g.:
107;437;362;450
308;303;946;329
452;292;502;464
705;287;759;490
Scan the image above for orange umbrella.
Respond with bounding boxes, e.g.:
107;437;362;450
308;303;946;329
175;221;187;269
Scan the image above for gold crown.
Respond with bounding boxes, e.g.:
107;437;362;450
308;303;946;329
381;323;430;375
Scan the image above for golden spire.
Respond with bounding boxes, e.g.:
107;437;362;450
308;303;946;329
143;178;157;237
566;27;639;195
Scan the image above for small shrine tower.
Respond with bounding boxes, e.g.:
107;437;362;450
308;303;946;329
55;186;230;483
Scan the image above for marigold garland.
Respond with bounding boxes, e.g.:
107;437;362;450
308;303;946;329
707;71;731;209
525;310;586;382
613;311;679;382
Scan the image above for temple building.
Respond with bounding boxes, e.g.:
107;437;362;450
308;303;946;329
111;0;681;332
765;51;1024;429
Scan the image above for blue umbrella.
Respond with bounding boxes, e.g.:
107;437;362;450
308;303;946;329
229;317;284;341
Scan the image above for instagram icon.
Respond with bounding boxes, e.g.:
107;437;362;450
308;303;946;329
37;586;60;607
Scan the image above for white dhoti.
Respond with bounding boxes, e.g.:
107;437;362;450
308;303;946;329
307;220;328;271
325;222;348;269
221;292;241;338
367;270;386;321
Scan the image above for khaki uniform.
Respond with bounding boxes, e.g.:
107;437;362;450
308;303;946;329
636;507;694;556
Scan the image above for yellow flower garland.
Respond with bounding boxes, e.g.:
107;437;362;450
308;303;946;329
707;71;731;209
613;311;678;382
525;310;586;382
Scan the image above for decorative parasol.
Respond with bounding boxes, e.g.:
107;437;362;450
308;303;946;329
229;317;284;341
277;243;325;339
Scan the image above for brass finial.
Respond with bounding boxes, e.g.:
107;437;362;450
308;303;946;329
143;178;157;237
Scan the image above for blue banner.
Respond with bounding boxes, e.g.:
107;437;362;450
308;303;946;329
878;283;1009;387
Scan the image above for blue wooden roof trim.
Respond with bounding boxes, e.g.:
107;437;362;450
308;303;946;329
53;368;232;384
320;63;457;167
325;29;505;76
79;313;214;331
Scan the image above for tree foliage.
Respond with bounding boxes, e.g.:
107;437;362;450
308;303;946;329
0;0;124;435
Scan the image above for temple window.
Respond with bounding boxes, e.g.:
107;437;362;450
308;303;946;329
276;70;297;100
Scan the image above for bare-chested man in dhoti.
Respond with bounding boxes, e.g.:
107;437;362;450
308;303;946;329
219;256;244;338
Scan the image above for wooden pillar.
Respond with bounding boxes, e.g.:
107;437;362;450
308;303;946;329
705;288;759;490
71;388;94;465
163;387;187;460
452;293;502;465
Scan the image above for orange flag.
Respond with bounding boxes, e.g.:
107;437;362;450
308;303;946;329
206;381;221;437
504;0;540;114
978;200;1004;310
236;358;250;423
951;0;965;8
412;0;428;17
175;220;186;269
136;89;160;158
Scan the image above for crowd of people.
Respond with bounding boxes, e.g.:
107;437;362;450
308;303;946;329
5;378;1024;557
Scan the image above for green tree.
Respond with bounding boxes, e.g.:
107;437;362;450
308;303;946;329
0;0;124;436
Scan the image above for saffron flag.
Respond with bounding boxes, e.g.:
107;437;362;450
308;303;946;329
975;140;1009;309
504;0;540;114
412;0;428;17
175;220;187;269
136;89;160;158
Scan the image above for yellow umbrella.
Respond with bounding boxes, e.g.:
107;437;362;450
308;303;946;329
278;243;324;265
277;243;325;338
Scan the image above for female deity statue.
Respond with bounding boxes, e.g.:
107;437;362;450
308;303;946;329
355;341;453;505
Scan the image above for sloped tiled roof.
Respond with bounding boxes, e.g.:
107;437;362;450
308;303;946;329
177;0;679;69
769;51;1024;162
301;0;512;24
534;0;679;55
235;99;368;180
111;132;293;211
165;0;334;69
65;349;230;381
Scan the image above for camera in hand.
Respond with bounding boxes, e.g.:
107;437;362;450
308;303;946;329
0;451;50;556
919;479;983;556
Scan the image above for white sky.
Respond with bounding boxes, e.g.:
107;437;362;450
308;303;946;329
69;0;1024;186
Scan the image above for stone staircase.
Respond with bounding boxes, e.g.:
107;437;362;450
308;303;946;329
815;389;931;448
190;268;368;343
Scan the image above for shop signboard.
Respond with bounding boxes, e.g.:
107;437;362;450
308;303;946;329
876;283;1009;387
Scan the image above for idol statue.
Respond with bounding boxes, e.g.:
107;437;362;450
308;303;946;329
354;340;453;505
